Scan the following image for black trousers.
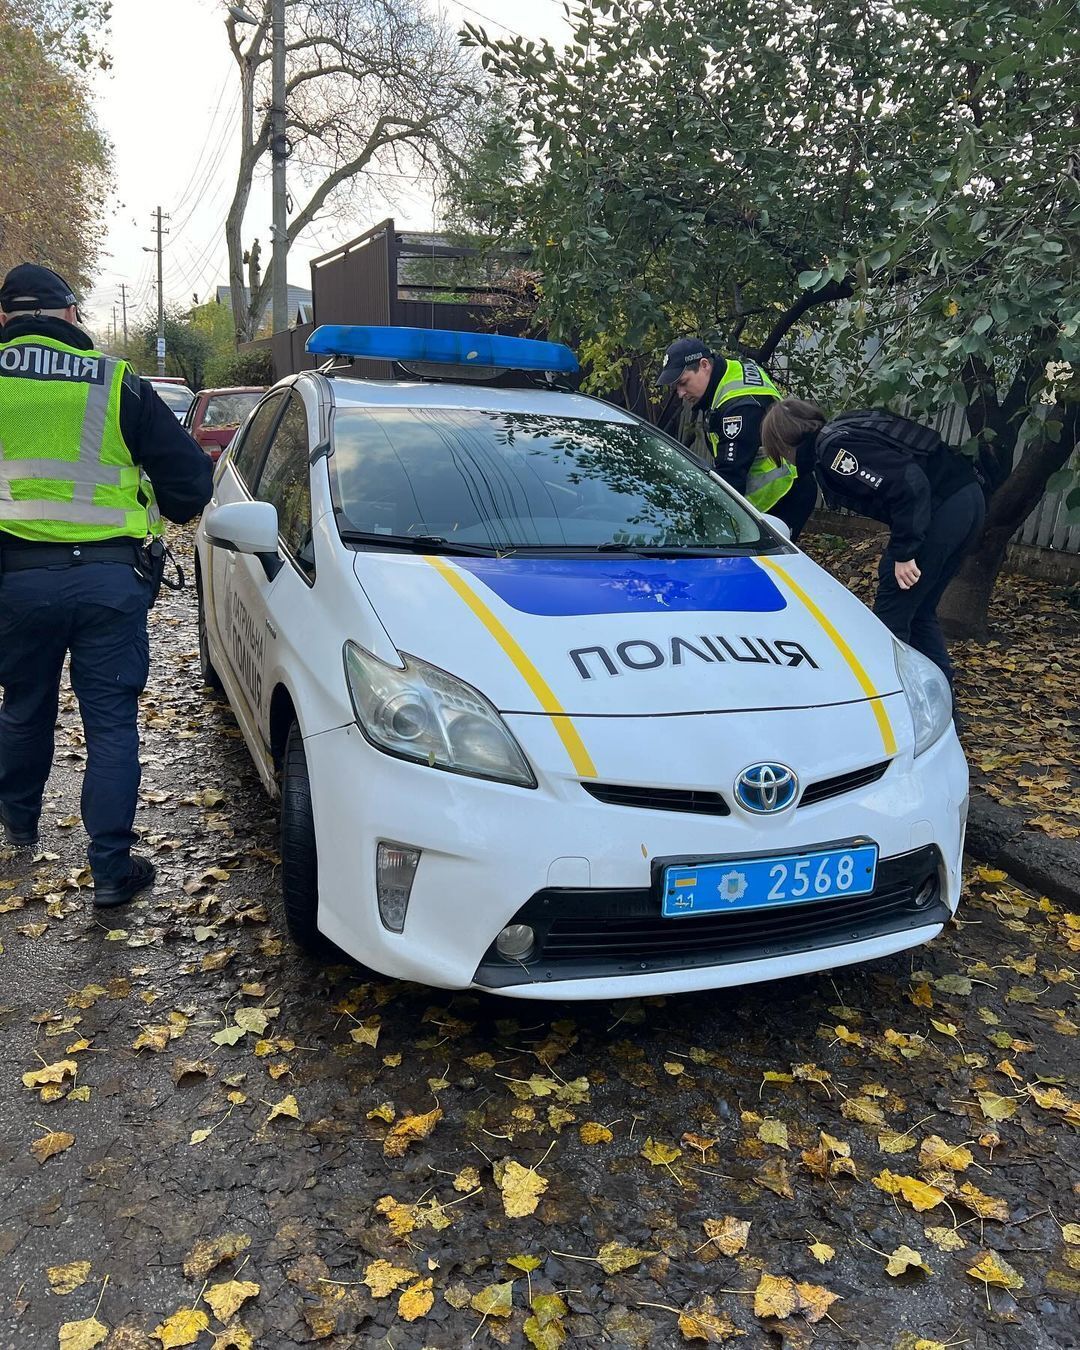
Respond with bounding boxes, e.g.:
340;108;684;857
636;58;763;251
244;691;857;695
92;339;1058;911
872;482;985;686
0;561;151;884
771;470;818;542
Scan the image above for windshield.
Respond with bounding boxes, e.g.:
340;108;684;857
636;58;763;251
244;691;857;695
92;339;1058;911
154;385;194;413
204;391;262;428
330;407;768;552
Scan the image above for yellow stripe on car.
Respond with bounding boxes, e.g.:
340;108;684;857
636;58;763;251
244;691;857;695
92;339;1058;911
759;558;898;757
424;555;598;779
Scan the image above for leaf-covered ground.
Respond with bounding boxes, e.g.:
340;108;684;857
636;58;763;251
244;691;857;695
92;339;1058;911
0;531;1078;1350
803;529;1080;842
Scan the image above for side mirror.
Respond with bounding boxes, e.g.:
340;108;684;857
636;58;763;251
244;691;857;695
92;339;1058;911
763;513;792;542
203;500;279;556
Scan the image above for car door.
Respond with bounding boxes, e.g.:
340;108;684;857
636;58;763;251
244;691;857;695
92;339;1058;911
226;390;316;764
206;391;288;729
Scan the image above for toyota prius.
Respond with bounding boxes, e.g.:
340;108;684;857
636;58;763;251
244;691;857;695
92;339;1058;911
193;326;968;1000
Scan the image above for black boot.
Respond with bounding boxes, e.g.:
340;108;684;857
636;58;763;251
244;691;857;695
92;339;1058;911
0;804;38;848
93;855;156;909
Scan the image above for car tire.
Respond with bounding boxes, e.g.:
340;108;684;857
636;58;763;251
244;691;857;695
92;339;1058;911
279;720;323;953
197;579;224;692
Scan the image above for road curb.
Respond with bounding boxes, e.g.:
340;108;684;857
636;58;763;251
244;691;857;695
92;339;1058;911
965;791;1080;909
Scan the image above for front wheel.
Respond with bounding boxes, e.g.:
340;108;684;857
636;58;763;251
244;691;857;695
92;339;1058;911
278;720;322;953
196;576;223;692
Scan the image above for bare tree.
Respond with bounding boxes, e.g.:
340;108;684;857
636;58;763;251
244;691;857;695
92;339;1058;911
223;0;474;341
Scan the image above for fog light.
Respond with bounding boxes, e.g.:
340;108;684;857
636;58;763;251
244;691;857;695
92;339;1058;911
376;842;421;932
912;876;938;909
496;923;535;961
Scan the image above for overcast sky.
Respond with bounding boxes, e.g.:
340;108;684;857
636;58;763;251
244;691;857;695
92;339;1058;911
85;0;566;337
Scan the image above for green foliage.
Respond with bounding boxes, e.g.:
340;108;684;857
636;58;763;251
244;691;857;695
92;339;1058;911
135;310;213;389
459;0;1079;545
0;0;111;291
208;345;274;389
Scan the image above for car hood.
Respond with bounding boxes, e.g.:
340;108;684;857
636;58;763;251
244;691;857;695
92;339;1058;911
351;550;904;717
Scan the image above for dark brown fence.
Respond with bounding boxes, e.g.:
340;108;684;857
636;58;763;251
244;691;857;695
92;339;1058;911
242;220;529;382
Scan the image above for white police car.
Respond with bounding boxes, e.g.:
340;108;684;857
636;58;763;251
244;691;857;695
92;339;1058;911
194;326;968;1000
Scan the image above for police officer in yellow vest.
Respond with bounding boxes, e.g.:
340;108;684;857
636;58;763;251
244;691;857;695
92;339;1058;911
0;264;212;906
658;338;817;539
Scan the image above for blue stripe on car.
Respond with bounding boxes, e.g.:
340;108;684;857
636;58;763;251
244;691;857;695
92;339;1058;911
455;556;786;616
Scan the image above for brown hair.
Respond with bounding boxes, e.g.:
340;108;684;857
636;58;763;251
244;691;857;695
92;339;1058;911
760;398;827;463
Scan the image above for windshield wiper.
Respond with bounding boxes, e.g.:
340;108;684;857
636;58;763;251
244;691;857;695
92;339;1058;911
339;530;500;557
589;542;764;557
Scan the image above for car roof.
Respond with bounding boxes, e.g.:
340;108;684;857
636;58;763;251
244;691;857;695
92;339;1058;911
307;373;639;425
194;386;265;396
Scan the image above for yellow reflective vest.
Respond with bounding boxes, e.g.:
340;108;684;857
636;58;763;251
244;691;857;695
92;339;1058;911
707;358;796;511
0;334;159;543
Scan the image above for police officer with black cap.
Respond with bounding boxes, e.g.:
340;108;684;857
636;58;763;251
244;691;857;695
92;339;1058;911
657;337;818;538
0;263;212;906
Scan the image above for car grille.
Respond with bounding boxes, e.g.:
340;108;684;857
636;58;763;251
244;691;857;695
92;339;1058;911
473;845;946;988
581;783;730;815
580;761;890;818
798;761;890;807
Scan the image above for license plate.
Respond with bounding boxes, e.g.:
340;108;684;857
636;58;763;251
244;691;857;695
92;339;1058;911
661;843;878;918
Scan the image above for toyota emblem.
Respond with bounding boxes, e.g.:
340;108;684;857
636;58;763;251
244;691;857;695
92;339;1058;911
735;763;799;813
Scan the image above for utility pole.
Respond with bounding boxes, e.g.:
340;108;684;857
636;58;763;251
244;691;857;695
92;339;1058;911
119;283;128;344
112;304;118;347
152;207;169;375
270;0;288;336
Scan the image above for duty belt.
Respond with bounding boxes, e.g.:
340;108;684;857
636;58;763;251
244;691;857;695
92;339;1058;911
0;541;142;572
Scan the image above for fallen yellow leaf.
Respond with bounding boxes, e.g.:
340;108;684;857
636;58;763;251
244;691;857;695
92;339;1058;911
703;1216;750;1256
596;1241;656;1275
153;1308;210;1348
885;1245;931;1276
31;1129;74;1162
967;1251;1024;1290
58;1317;109;1350
872;1170;944;1212
579;1121;613;1145
22;1059;77;1089
383;1106;442;1158
641;1137;682;1166
497;1159;548;1218
677;1294;746;1342
47;1261;92;1295
362;1259;416;1298
398;1277;434;1321
203;1279;259;1322
758;1119;790;1150
471;1281;514;1317
918;1135;973;1173
266;1094;300;1123
753;1273;797;1319
183;1233;251;1280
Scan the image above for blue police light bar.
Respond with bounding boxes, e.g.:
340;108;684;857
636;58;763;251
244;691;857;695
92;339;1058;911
305;324;579;374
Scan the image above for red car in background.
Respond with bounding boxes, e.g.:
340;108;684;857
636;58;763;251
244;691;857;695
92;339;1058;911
182;386;265;460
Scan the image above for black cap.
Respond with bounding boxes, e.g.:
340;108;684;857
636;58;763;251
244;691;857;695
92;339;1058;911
657;336;713;385
0;264;78;313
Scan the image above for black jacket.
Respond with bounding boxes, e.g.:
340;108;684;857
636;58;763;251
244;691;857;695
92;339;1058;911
694;363;776;496
813;412;977;561
0;315;213;527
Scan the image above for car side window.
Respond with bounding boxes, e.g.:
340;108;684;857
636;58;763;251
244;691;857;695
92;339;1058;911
253;393;314;577
231;392;286;488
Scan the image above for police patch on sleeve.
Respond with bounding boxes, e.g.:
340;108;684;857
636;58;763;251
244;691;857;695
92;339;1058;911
831;447;859;476
722;415;743;440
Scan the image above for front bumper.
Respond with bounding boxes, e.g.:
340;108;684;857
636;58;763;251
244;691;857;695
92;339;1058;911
305;702;967;1000
475;844;946;991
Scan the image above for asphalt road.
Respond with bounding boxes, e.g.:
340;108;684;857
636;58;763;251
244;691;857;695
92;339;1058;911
1;543;1078;1350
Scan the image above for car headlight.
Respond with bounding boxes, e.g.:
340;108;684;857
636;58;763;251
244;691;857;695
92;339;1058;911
894;640;953;757
344;642;536;788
